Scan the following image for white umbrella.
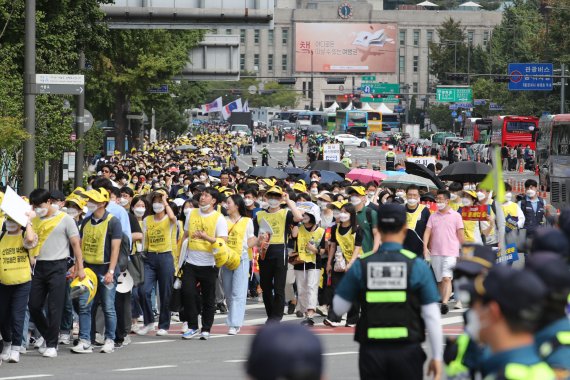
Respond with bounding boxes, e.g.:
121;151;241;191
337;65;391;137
459;1;482;6
381;174;438;190
417;0;439;6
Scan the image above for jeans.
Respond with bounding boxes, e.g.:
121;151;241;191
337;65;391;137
0;282;32;347
141;253;174;329
221;258;250;327
28;259;68;348
78;272;118;342
60;278;73;334
259;256;287;321
182;264;217;332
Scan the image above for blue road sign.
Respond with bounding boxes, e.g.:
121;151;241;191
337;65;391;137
363;85;371;94
449;104;458;110
148;84;169;94
489;102;503;111
473;99;486;106
457;115;463;122
508;63;553;91
455;103;473;109
394;106;404;112
451;111;458;117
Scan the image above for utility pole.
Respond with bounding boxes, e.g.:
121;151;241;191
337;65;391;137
310;50;314;111
23;0;36;195
561;63;566;114
74;51;85;188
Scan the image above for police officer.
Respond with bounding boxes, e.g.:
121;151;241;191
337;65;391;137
518;179;545;239
385;145;396;171
341;152;352;169
259;145;271;167
333;203;443;380
461;266;555;379
526;254;570;379
286;144;296;168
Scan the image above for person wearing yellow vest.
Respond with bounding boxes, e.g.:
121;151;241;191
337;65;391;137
221;194;256;335
289;205;325;326
502;182;525;241
0;214;38;364
459;191;484;245
254;186;303;323
181;187;228;340
138;189;178;337
28;188;84;358
73;188;122;354
404;185;432;259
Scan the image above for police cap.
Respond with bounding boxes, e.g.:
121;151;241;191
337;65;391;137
377;203;406;231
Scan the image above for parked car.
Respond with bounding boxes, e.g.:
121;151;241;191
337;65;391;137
334;134;369;148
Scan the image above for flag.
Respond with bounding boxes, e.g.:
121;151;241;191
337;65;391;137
221;98;243;119
243;99;249;112
479;147;505;203
201;97;222;113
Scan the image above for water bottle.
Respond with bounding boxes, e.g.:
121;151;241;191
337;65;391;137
173;278;182;290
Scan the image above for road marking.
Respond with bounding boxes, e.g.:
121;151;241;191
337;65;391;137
224;359;247;363
441;316;464;325
132;339;174;345
323;351;358;356
0;376;54;380
113;365;177;372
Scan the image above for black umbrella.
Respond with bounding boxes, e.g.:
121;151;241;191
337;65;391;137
246;166;288;179
283;167;307;176
306;160;350;174
438;161;491;183
405;161;446;189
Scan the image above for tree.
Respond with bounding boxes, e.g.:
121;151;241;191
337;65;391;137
428;104;456;131
0;117;29;188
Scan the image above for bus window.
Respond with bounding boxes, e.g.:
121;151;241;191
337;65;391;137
368;112;381;121
553;126;570;155
506;121;536;132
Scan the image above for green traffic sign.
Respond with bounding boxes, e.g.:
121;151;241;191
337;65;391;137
436;87;473;102
361;75;376;82
361;95;400;104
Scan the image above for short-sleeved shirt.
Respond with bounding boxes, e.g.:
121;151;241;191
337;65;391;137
253;209;295;260
329;225;363;248
184;209;229;266
36;212;80;261
80;211;123;266
404;205;432;258
426;208;464;257
335;242;440;305
355;206;378;254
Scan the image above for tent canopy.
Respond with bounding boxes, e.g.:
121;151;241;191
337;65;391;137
375;103;394;114
344;102;354;111
417;1;439;6
459;1;482;6
324;101;340;112
360;102;374;111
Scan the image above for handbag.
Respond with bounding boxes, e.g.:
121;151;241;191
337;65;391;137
127;252;145;287
505;228;527;252
333;249;347;272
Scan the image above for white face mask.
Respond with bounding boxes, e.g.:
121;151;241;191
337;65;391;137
120;198;129;207
35;207;49;218
260;201;269;210
350;196;362;206
200;175;208;182
505;192;513;202
244;198;254;207
86;202;98;213
333;210;341;219
464;309;488;342
476;191;486;201
526;189;536;198
5;220;20;232
436;202;447;211
462;198;472;206
199;204;211;213
338;212;350;222
407;198;419;206
310;188;319;195
133;207;146;217
51;204;61;212
267;199;281;209
317;201;328;210
67;208;79;219
450;193;458;201
184;208;192;217
396;191;405;198
321;214;333;227
153;203;165;213
367;191;375;199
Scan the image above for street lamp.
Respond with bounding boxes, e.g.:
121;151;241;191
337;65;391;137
297;49;314;110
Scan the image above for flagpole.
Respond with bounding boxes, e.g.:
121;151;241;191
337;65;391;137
491;146;506;256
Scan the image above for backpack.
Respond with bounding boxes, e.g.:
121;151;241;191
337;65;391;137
117;233;130;272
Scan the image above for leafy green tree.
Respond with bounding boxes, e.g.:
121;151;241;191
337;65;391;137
0;117;29;188
428;104;455;131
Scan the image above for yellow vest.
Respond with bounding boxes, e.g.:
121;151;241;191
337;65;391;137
0;233;31;285
463;220;481;243
256;209;288;245
82;214;113;265
145;215;175;253
297;225;324;264
171;220;183;266
450;200;462;211
227;217;251;258
502;202;519;219
30;212;67;257
336;226;356;262
406;204;426;231
186;209;221;252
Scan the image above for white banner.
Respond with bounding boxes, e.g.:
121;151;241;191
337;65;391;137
323;144;341;162
406;156;436;167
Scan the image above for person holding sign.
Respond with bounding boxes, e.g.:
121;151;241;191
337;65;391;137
0;213;38;364
458;191;483;245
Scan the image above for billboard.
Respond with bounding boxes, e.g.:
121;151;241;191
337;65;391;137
295;23;397;73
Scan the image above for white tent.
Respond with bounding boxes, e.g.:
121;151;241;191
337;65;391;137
375;103;394;114
344;102;354;111
324;101;340;112
360;102;374;111
417;0;439;6
459;1;482;6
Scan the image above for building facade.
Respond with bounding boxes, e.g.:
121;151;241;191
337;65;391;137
214;0;502;109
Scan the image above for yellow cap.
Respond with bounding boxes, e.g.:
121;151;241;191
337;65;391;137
331;200;348;209
82;188;110;203
266;186;283;196
347;186;366;196
262;178;276;188
292;182;307;193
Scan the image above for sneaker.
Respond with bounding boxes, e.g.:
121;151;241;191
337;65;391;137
300;317;315;326
95;333;105;346
34;336;44;349
137;316;144;322
199;331;210;340
156;329;168;336
227;327;240;336
287;302;296;315
217;303;228;314
42;348;57;358
8;350;20;363
181;322;189;333
101;339;114;353
38;341;47;355
323;319;341;328
345;323;356;328
454;300;463;310
1;345;11;361
295;310;304;318
315;305;328;317
441;303;449;315
136;324;154;336
19;345;27;355
114;342;124;349
71;339;93;354
123;336;131;346
181;329;200;340
58;333;71;345
130;324;140;333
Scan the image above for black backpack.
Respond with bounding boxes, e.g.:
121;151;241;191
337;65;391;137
117;233;130;272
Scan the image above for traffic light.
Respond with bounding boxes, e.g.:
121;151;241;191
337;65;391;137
326;77;346;84
447;73;467;82
277;78;296;85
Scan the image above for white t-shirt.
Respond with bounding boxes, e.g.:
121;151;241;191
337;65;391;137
228;217;254;259
185;209;228;266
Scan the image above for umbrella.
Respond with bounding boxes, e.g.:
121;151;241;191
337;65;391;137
175;144;197;151
405;161;446;189
300;170;343;185
438;161;491;183
380;170;403;177
207;168;221;178
246;166;288;179
381;174;439;190
346;168;387;184
283;167;307;176
306;160;350;174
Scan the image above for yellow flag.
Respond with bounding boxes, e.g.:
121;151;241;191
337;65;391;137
479;148;505;203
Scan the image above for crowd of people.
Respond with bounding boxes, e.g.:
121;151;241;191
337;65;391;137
0;130;568;380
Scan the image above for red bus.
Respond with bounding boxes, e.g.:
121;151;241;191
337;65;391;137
461;117;492;144
490;115;539;149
